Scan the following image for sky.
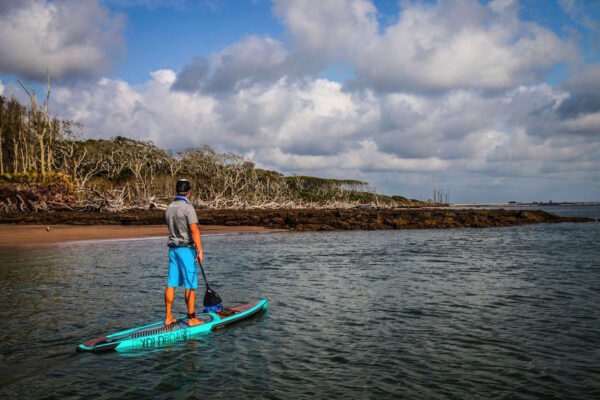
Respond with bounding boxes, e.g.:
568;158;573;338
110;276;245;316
0;0;599;203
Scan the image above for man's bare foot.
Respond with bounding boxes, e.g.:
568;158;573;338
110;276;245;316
165;317;177;326
188;317;204;327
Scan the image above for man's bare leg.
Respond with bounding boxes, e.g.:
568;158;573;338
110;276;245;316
185;289;203;326
164;287;176;325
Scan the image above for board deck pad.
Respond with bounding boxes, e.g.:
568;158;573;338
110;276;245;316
77;298;267;353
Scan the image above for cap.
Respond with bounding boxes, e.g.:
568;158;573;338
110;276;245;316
175;179;191;195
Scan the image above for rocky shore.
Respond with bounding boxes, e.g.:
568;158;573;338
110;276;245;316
0;208;593;230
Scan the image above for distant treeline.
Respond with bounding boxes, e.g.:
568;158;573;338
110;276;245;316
0;92;424;211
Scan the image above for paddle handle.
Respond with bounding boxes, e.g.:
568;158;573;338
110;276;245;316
198;261;210;290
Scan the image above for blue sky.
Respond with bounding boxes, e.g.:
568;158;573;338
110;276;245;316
111;0;599;85
111;1;285;84
0;0;599;202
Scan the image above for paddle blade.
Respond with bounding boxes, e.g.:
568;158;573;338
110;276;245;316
203;287;222;307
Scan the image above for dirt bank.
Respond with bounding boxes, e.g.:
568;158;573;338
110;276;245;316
0;208;592;230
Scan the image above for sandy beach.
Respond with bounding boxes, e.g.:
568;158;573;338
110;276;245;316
0;224;284;246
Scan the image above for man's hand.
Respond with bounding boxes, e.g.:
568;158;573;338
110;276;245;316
195;246;204;264
189;223;203;264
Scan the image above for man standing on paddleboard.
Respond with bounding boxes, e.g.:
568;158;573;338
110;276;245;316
164;179;204;327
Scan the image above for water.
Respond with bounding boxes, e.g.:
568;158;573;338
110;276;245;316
0;211;599;399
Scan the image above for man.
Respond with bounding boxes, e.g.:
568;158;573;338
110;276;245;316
164;178;204;327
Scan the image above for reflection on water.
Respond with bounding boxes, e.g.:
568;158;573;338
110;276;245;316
0;218;599;398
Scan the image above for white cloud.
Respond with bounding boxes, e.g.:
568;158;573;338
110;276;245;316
274;0;576;91
216;78;380;155
0;78;4;96
259;140;450;173
45;68;600;201
207;35;290;92
274;0;378;58
563;112;600;133
150;69;177;85
488;0;516;14
173;35;294;93
52;71;219;148
0;0;125;81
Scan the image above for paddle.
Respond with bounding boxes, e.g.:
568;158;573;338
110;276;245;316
198;261;222;309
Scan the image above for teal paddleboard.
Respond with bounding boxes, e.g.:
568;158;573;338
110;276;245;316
77;298;268;353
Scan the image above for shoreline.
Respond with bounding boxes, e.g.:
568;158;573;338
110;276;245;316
0;225;286;247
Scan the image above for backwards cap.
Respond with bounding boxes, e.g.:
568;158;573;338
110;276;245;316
176;179;191;194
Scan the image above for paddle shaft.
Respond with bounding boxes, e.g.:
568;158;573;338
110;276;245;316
198;261;210;290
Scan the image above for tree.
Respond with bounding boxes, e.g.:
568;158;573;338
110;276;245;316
18;71;52;176
0;95;5;175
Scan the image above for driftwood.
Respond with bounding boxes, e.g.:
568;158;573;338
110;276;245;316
25;198;37;212
47;201;74;211
0;192;421;214
0;180;431;214
149;202;167;211
15;194;27;212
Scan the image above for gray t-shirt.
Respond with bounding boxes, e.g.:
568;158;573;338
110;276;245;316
165;199;199;247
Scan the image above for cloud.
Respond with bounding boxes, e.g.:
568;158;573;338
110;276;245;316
559;0;600;38
0;78;3;96
558;64;600;119
51;71;219;150
6;0;596;202
173;35;297;93
562;112;600;134
259;140;450;173
0;0;125;81
46;68;600;202
273;0;378;58
219;78;381;156
172;0;578;96
274;0;576;92
174;0;576;95
172;58;209;92
206;35;290;92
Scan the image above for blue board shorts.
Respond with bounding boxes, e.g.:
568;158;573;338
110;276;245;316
167;247;198;290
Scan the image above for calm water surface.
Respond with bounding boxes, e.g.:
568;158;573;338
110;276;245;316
0;208;599;399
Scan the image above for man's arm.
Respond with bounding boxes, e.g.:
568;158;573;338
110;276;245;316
189;223;203;263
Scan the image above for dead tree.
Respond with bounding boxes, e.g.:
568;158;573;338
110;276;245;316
18;71;52;176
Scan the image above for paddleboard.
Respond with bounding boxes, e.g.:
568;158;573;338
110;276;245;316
77;298;268;353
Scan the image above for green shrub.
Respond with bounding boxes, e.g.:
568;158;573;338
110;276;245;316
0;171;73;185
